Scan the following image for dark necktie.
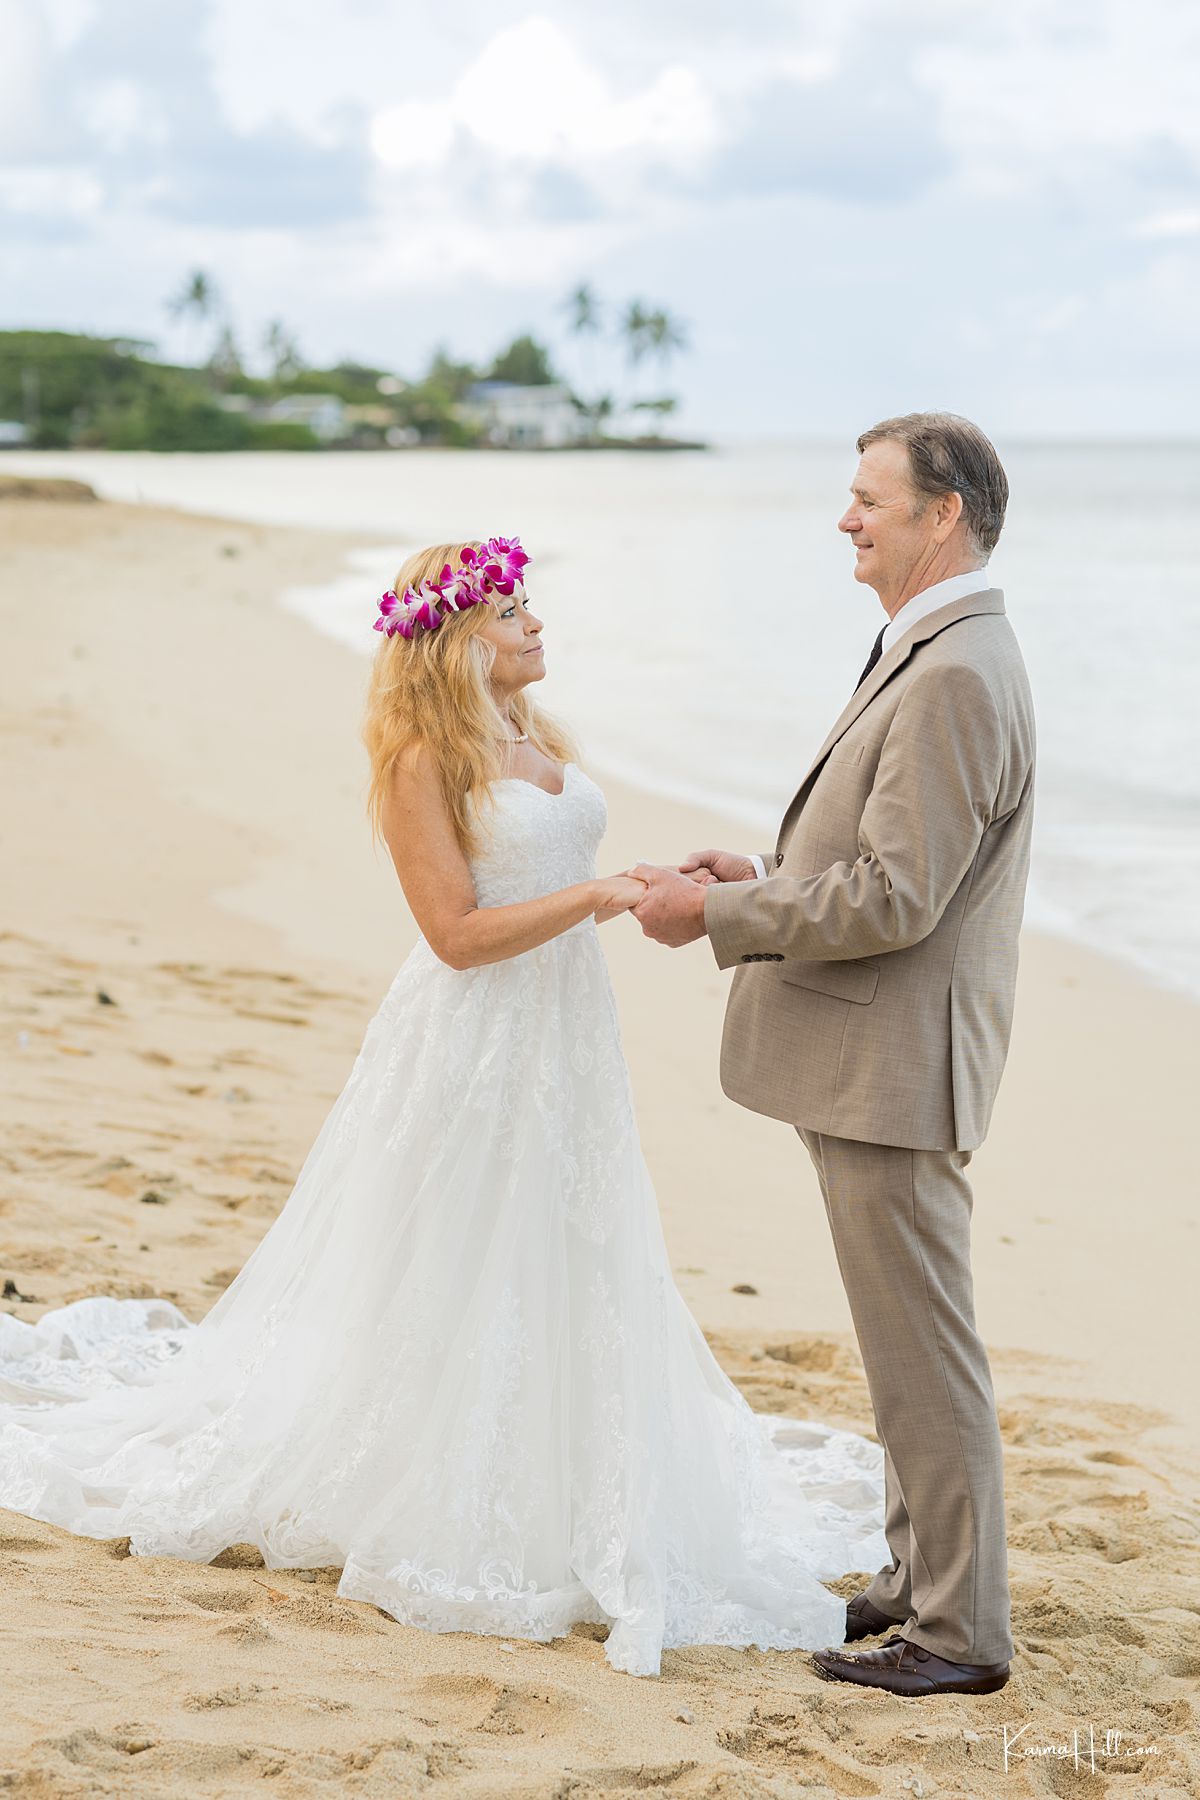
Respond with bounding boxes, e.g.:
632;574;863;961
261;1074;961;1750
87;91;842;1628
855;624;887;691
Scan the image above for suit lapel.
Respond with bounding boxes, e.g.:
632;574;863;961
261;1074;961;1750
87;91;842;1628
775;588;1007;851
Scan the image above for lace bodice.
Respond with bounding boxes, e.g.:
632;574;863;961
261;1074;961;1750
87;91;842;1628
465;762;607;909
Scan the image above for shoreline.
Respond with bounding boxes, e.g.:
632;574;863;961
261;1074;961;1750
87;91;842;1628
275;528;1198;1014
3;491;1198;1796
282;533;1200;1010
4;446;1197;1010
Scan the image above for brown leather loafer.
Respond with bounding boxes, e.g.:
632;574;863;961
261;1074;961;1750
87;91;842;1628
812;1634;1010;1695
844;1592;906;1641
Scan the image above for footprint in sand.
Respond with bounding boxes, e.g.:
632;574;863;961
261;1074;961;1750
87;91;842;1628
1009;1513;1143;1562
215;1617;274;1646
419;1670;584;1739
574;1760;700;1791
182;1684;265;1710
1016;1589;1148;1647
0;1527;57;1554
175;1580;257;1615
764;1338;853;1375
32;1728;313;1787
719;1710;881;1796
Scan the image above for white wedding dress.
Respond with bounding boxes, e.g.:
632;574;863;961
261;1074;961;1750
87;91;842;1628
0;761;887;1676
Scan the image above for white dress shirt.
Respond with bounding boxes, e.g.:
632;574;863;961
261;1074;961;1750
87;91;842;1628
879;565;991;656
744;566;991;880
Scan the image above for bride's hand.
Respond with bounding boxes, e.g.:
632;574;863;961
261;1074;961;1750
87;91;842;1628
592;872;648;923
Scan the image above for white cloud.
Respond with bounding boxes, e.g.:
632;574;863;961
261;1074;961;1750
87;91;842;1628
371;17;718;174
38;0;96;48
370;101;457;174
1134;209;1200;239
0;0;55;156
917;0;1200;182
79;78;169;153
0;163;103;215
777;50;838;84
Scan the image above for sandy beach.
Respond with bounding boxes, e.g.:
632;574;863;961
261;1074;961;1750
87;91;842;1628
2;489;1197;1798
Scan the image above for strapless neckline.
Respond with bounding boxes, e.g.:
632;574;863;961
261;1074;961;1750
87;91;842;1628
493;761;575;800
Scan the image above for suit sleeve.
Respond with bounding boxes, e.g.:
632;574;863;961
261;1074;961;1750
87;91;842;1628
705;665;1006;968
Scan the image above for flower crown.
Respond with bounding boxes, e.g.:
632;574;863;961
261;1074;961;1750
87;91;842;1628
373;535;531;639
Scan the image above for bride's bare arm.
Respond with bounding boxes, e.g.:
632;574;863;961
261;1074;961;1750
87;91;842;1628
381;751;645;970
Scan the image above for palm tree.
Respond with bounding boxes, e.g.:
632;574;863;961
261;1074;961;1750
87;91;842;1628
563;281;601;338
645;308;688;379
619;300;658;424
263;319;305;384
561;282;604;438
167;269;219;367
206;321;244;392
620;299;653;369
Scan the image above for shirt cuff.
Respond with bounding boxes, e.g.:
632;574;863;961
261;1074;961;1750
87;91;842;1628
747;853;767;880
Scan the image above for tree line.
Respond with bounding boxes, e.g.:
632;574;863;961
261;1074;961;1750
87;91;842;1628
0;271;693;452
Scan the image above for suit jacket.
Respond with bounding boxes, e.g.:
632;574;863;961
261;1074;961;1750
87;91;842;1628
703;588;1036;1151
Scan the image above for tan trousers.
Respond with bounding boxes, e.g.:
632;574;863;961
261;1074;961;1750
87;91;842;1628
796;1125;1014;1664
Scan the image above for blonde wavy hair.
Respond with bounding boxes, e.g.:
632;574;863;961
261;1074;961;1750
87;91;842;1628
362;541;580;857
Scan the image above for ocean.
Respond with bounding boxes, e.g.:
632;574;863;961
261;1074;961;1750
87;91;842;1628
8;443;1200;1002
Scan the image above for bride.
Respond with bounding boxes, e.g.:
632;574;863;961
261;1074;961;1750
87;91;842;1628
0;536;885;1677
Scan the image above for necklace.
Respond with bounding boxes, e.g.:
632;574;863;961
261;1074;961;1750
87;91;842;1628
497;717;528;744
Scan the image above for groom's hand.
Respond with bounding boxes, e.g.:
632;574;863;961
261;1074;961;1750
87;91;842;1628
679;848;757;884
628;864;710;947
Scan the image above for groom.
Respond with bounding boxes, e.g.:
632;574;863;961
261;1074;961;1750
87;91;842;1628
630;411;1034;1697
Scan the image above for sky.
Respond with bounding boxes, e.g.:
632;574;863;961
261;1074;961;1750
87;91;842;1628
2;0;1198;440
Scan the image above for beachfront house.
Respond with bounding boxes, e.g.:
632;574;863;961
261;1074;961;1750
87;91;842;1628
261;394;347;443
458;381;585;449
216;392;348;443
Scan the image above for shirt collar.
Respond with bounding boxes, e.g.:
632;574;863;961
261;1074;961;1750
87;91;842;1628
880;566;992;654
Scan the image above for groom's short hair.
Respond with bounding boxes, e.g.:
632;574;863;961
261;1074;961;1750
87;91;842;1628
856;412;1009;557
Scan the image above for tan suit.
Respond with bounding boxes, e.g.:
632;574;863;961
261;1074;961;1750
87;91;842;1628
705;587;1035;1151
704;586;1034;1664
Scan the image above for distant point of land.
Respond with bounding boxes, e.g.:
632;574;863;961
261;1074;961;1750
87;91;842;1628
0;474;98;503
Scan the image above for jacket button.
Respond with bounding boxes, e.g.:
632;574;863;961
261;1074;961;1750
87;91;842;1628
775;852;784;866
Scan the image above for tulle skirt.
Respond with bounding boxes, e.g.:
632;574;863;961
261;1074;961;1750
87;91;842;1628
0;927;886;1675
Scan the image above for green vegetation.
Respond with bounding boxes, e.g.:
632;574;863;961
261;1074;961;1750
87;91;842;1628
486;334;558;386
0;269;695;451
0;331;316;450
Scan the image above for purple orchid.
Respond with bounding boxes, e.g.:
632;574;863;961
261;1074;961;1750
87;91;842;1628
371;536;531;640
372;589;408;636
483;535;530;592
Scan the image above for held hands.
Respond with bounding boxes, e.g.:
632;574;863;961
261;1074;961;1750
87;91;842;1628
592;872;649;924
625;862;711;947
595;848;754;942
678;848;759;884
